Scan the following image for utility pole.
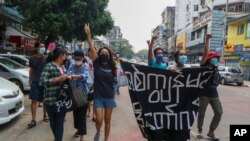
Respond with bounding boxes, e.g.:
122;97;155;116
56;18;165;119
221;0;229;62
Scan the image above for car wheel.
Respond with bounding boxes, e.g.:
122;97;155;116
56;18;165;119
221;78;226;85
237;83;243;86
10;79;23;91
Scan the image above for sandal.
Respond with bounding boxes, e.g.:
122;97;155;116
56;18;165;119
43;116;49;122
27;120;36;129
74;131;80;137
207;134;219;141
197;134;203;139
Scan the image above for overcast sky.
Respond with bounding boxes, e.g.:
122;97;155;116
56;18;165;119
108;0;175;52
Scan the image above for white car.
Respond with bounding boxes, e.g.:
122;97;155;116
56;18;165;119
0;77;25;125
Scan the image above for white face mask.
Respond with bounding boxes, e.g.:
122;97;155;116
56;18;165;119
75;61;82;66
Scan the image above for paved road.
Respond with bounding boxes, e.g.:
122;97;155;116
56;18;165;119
0;85;249;141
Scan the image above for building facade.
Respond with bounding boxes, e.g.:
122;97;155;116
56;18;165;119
226;14;250;80
174;0;250;62
214;0;250;13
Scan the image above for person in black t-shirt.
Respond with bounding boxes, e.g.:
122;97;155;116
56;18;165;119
85;23;116;141
197;34;223;141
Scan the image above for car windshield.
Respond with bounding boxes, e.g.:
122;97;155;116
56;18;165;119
0;58;25;69
228;67;241;73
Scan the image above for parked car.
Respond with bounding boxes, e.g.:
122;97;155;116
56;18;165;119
0;57;30;91
218;66;244;86
0;77;25;125
0;54;30;67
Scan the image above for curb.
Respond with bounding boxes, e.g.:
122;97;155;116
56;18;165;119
243;84;250;87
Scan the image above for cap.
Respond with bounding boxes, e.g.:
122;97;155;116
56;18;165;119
73;50;84;57
207;51;220;60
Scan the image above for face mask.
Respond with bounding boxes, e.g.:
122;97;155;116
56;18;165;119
163;57;168;63
210;58;219;66
156;55;164;62
99;54;109;63
178;55;187;64
75;61;82;66
39;48;46;54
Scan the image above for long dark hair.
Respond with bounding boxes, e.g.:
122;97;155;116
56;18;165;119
46;47;66;63
96;47;116;76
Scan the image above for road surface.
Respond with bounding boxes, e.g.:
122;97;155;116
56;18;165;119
0;84;249;141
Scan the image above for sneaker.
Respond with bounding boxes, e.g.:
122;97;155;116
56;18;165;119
94;132;100;141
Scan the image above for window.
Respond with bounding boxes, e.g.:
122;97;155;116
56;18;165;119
228;68;241;73
0;66;8;72
235;5;243;12
186;5;189;12
200;0;205;6
197;29;202;39
237;24;245;35
247;22;250;39
191;32;195;40
194;5;199;11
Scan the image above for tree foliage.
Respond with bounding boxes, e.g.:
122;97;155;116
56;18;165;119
14;0;114;41
111;39;134;59
136;49;148;59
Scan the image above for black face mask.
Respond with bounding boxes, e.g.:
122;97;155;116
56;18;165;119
99;54;109;63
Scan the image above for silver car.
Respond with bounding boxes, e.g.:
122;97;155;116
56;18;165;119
0;54;30;67
0;57;30;91
218;66;244;86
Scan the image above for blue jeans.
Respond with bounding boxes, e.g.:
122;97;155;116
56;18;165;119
46;105;66;141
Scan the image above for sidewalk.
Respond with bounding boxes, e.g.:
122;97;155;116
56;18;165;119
244;81;250;87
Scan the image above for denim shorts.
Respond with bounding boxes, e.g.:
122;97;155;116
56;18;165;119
94;98;117;109
29;82;40;100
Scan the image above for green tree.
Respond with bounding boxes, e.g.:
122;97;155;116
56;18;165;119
14;0;114;42
111;39;134;59
136;49;148;60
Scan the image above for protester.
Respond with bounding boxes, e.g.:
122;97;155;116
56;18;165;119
114;52;121;95
84;55;94;117
67;50;89;141
164;49;192;141
147;35;167;69
85;23;116;141
27;41;48;129
65;51;73;70
168;49;191;71
40;47;68;141
197;34;223;140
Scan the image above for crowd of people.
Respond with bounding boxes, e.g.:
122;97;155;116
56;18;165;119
147;33;223;141
27;23;120;141
27;22;222;141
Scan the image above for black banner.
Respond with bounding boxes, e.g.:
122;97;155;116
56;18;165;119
121;62;215;141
